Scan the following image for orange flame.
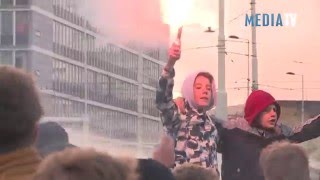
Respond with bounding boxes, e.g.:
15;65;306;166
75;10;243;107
161;0;193;34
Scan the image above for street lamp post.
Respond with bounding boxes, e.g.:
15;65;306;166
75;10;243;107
216;0;228;120
204;2;227;120
286;72;304;124
229;35;250;97
251;0;258;90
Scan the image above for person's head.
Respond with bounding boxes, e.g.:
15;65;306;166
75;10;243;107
0;66;43;152
137;159;175;180
181;71;216;111
244;90;280;130
36;121;76;157
34;148;139;180
260;141;310;180
173;163;220;180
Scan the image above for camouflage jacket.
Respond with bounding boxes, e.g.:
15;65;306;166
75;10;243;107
156;68;219;169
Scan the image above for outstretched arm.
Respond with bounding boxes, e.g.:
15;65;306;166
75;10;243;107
286;114;320;143
156;36;182;138
263;114;320;145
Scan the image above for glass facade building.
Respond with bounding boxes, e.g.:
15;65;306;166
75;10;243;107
0;0;169;157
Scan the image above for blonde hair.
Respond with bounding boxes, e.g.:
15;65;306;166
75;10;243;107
34;148;139;180
260;141;310;180
173;164;219;180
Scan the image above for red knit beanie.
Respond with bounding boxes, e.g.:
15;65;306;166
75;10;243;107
244;90;281;125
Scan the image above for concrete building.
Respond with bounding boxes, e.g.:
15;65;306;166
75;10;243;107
0;0;169;157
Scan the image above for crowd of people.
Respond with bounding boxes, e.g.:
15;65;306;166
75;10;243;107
0;40;319;180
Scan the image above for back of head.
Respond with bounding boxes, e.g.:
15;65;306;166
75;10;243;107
173;164;220;180
34;148;139;180
137;159;175;180
0;66;43;152
36;121;76;157
260;141;310;180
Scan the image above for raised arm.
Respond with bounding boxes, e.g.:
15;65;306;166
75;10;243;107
156;39;182;138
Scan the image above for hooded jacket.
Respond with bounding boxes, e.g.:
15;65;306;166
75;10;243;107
156;68;219;170
216;90;320;180
244;90;281;125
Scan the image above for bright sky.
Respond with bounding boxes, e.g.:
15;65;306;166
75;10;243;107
171;0;320;106
78;0;320;106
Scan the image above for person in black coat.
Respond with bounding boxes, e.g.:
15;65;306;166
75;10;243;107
215;90;320;180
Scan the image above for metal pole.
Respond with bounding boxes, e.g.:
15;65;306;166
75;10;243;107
250;0;258;90
83;31;89;146
247;40;250;97
301;75;304;124
216;0;228;120
137;45;143;157
13;6;16;67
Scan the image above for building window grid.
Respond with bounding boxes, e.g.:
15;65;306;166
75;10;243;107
40;93;54;117
143;88;159;117
86;37;139;81
0;2;164;133
15;0;29;6
88;105;138;141
53;21;84;63
53;0;85;27
52;58;84;98
0;11;13;46
15;11;29;45
143;48;160;60
143;58;161;88
0;50;13;65
141;118;162;143
51;96;85;118
86;70;138;111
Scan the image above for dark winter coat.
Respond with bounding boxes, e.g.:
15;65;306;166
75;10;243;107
216;90;320;180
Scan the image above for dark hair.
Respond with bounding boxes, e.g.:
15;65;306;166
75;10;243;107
137;159;175;180
196;72;213;84
36;121;76;157
0;66;43;151
251;112;263;128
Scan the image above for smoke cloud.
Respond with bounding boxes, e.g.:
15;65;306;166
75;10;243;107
75;0;218;46
76;0;169;47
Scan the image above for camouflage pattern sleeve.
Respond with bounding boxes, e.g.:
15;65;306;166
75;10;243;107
156;68;181;138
